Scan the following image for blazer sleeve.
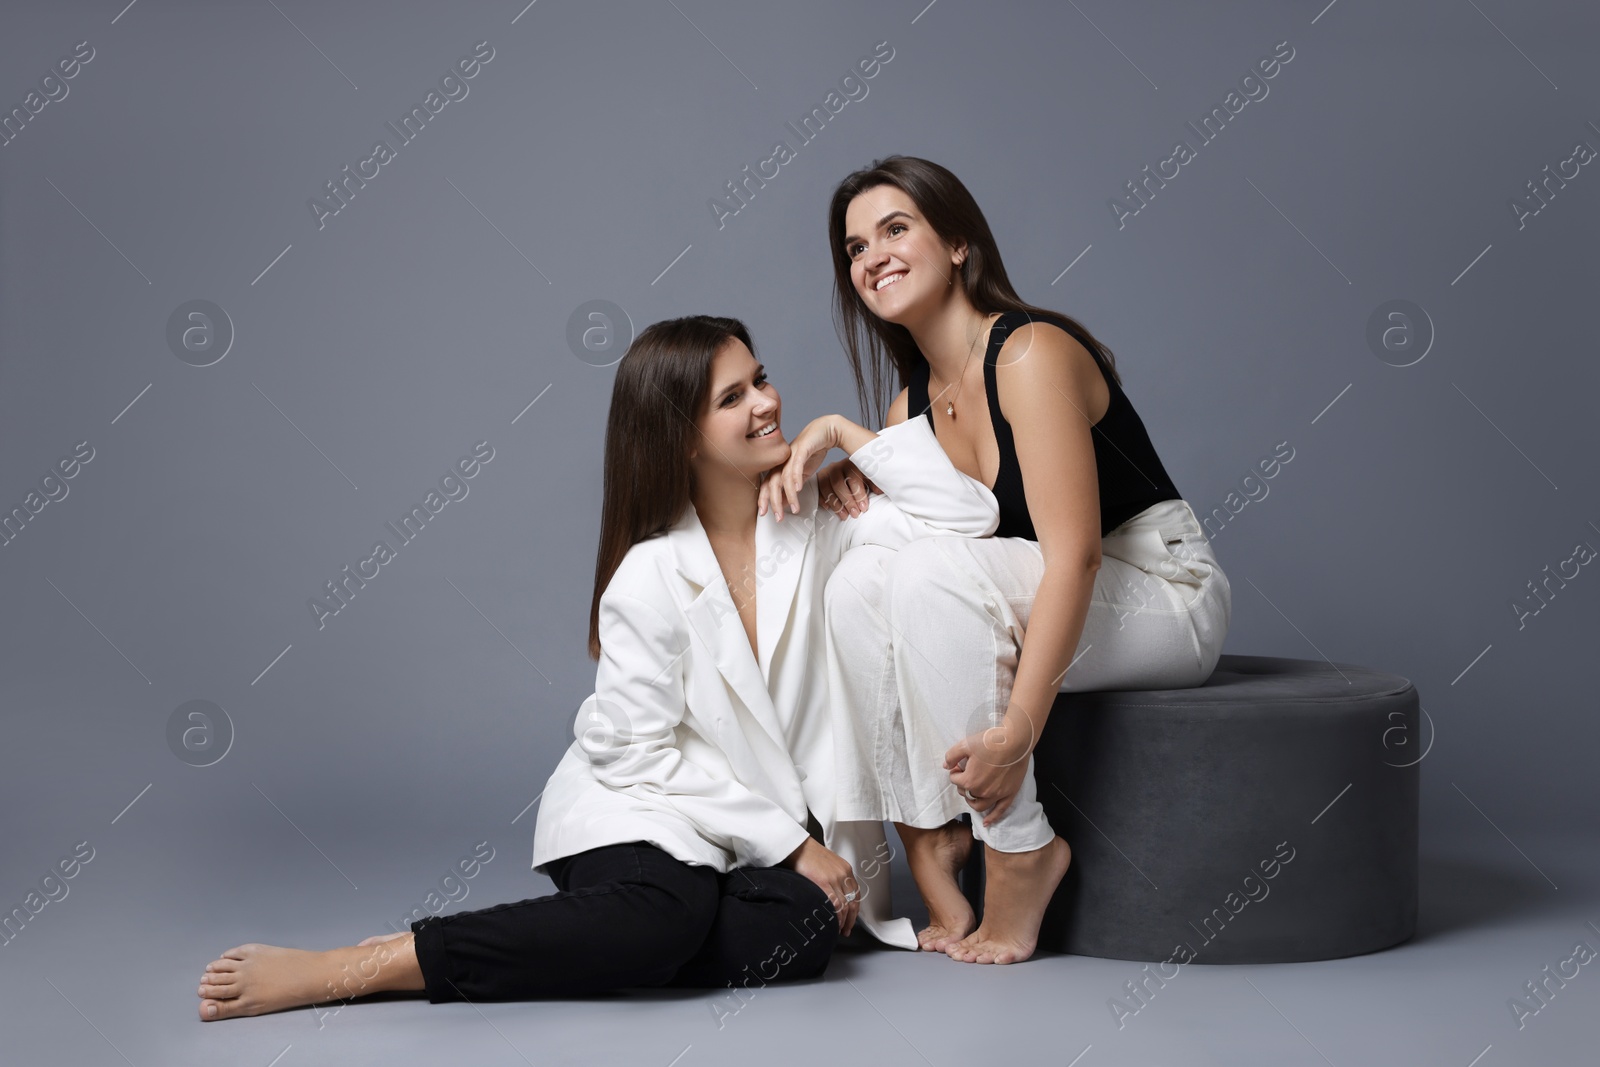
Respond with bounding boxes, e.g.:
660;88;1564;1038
584;588;811;869
819;415;1001;558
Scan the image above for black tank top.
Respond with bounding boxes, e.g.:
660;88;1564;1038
908;310;1181;539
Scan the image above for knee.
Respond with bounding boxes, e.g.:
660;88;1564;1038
775;876;840;981
886;537;975;622
784;899;840;980
825;546;892;625
729;869;839;982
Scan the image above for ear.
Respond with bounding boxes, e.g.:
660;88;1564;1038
951;237;969;267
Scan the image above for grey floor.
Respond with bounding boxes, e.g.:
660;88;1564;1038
3;824;1595;1066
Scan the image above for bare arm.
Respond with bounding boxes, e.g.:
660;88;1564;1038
945;323;1105;824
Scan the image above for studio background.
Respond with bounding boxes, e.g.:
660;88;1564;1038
2;1;1595;1064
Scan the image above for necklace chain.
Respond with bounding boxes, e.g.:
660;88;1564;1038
935;313;993;419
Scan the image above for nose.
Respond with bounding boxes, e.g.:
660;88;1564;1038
751;390;777;417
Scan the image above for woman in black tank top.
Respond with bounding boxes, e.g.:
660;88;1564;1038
814;156;1231;965
906;308;1182;541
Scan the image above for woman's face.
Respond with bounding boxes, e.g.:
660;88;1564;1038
693;338;788;479
842;183;962;325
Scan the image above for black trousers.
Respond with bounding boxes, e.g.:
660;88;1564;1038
409;842;841;1003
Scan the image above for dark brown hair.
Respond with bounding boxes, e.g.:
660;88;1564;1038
827;155;1122;425
587;314;755;659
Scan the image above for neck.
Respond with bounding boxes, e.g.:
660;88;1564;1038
690;468;760;541
905;294;993;385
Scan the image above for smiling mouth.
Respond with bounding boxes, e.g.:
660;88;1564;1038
873;270;907;292
747;422;778;439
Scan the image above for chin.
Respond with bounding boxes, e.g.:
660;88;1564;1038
863;291;913;324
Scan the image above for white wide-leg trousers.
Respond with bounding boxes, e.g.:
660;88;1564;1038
823;497;1231;853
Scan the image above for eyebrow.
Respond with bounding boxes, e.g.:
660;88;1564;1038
712;363;765;401
842;210;912;249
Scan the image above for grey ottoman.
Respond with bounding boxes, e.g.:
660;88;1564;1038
960;654;1420;963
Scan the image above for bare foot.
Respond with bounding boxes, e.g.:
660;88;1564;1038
946;835;1071;965
197;936;423;1021
897;820;976;952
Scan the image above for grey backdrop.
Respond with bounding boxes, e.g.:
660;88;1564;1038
2;1;1596;1064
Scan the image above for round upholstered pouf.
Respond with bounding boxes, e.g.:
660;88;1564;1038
963;654;1420;964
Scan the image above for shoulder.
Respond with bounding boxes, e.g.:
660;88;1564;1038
992;316;1102;406
600;536;681;622
885;386;909;427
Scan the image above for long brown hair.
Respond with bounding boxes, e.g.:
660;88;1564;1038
827;155;1122;425
587;314;756;659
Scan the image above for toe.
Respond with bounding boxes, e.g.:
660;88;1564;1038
200;997;248;1021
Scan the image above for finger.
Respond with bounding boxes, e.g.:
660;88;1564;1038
843;879;861;936
838;873;861;935
980;792;1013;826
943;740;968;770
774;471;791;522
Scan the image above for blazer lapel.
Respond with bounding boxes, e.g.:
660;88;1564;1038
753;494;813;678
668;505;791;754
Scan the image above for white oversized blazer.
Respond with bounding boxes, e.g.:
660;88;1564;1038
531;416;1000;949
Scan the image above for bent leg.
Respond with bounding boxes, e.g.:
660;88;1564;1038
886;536;1068;963
668;866;839;989
410;843;719;1002
886;535;1057;853
823;544;904;823
827;543;976;949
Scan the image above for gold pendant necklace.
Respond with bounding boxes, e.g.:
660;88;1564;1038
942;314;991;420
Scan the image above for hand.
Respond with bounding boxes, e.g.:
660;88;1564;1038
758;416;840;523
780;836;861;936
816;458;881;520
756;467;788;523
943;714;1037;828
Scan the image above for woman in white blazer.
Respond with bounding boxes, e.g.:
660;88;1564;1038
197;314;997;1020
